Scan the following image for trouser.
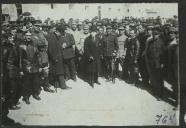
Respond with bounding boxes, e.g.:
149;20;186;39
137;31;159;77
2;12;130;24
89;72;98;84
126;60;139;83
58;75;67;88
139;57;149;85
115;58;128;79
7;77;22;107
23;73;41;99
104;56;113;79
64;58;76;80
148;65;164;95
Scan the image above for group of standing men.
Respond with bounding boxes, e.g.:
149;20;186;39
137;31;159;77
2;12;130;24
1;14;178;125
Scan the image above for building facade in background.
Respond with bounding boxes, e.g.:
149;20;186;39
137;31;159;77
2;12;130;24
2;3;178;22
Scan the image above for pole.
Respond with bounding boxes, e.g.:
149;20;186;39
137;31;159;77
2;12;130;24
98;6;101;21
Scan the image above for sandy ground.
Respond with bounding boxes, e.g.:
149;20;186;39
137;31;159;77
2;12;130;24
8;77;179;126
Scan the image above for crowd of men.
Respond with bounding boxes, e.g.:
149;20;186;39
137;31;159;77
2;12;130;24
1;13;179;125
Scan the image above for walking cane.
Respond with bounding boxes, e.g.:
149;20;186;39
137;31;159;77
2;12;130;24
111;53;117;83
54;63;57;93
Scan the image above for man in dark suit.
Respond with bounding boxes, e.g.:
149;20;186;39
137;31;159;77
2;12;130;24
58;25;77;81
46;24;71;90
84;26;101;87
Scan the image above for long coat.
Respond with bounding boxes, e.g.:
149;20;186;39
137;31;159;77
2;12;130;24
144;37;165;88
46;32;64;75
84;35;101;73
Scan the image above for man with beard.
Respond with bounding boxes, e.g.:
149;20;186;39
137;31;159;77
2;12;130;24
84;26;101;87
59;25;76;81
47;24;71;90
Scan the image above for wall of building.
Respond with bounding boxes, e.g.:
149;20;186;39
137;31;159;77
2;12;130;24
2;3;178;21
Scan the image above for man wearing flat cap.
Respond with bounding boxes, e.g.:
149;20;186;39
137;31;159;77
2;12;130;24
163;27;178;102
144;26;166;99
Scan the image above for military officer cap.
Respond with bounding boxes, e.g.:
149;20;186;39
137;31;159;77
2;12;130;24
118;26;125;30
2;22;9;27
25;31;32;36
72;21;76;25
90;25;97;32
152;25;161;34
83;25;89;30
146;25;154;30
97;21;102;26
168;27;178;34
78;21;83;25
41;23;48;27
106;25;112;29
34;19;42;26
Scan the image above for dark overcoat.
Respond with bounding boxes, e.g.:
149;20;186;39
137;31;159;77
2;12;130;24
84;35;101;73
46;32;64;75
144;37;166;88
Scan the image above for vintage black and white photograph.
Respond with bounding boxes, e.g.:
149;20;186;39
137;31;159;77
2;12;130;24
1;3;180;126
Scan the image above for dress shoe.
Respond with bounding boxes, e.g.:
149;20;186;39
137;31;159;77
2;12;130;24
89;82;94;88
95;81;101;85
33;95;41;101
72;78;77;82
9;105;21;110
22;97;30;104
16;101;20;106
60;86;72;90
44;87;55;93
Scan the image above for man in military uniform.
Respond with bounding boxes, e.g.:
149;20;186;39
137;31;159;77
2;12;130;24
125;29;140;85
116;26;128;79
102;25;118;81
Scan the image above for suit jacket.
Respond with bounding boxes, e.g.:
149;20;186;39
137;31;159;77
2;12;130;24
60;33;75;59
